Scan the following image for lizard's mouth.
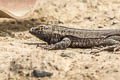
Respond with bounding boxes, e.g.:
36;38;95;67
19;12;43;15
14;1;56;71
29;27;39;34
29;28;41;39
29;27;34;33
29;27;38;36
29;27;43;38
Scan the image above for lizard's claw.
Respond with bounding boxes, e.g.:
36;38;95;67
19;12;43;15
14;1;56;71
90;49;102;54
113;45;120;54
36;44;54;50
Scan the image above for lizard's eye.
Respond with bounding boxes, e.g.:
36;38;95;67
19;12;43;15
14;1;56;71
38;25;46;31
40;26;44;30
34;28;40;31
35;28;39;31
37;24;50;31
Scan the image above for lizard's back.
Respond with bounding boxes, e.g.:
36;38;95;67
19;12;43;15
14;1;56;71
52;25;120;38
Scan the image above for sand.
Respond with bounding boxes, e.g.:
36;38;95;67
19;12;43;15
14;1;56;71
0;0;120;80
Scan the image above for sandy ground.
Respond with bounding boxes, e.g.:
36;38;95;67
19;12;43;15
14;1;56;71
1;0;120;80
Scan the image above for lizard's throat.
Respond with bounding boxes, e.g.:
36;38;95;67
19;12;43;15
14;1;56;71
30;32;51;43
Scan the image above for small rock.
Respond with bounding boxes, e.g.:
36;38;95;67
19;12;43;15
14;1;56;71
32;70;53;78
113;69;119;72
98;26;103;28
60;52;74;58
84;66;89;69
112;22;117;25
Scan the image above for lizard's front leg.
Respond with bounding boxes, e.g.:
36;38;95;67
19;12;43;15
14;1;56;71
38;37;71;50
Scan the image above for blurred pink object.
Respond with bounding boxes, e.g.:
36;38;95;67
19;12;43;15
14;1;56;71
0;0;38;19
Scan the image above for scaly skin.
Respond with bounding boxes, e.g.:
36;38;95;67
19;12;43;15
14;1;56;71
29;24;120;50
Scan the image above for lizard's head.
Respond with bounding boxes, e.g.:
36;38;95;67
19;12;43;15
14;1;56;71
29;24;53;42
29;24;52;35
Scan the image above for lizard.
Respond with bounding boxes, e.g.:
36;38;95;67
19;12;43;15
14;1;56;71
29;24;120;52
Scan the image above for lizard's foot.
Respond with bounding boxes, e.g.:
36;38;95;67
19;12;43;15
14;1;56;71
90;48;103;54
90;45;120;54
36;44;54;50
36;43;47;47
113;45;120;54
